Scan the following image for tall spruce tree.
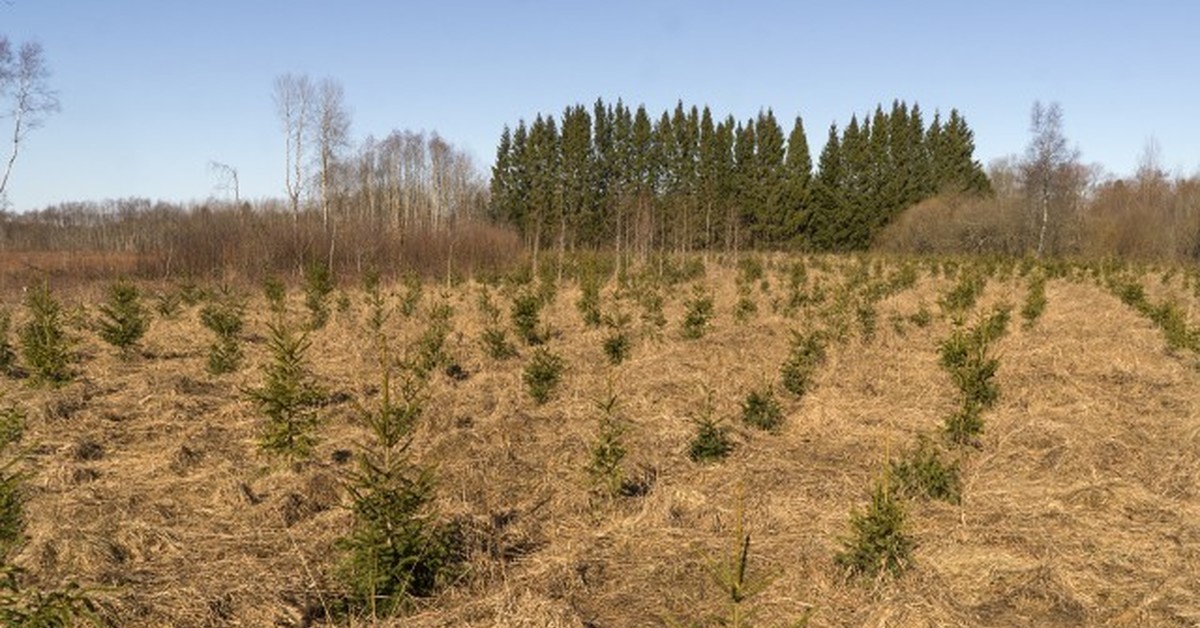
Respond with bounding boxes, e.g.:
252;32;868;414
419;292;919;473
560;104;593;259
489;126;513;223
630;105;655;259
810;123;847;250
784;115;813;245
752;109;787;246
732;119;757;253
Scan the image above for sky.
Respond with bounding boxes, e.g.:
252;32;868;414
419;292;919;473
2;0;1198;211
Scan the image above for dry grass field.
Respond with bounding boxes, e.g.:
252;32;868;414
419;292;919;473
1;254;1199;626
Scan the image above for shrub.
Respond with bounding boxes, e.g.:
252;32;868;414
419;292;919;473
602;331;631;366
199;296;244;375
413;299;454;379
263;276;287;317
733;283;757;323
481;327;518;360
523;347;564;404
856;301;877;343
0;567;99;626
96;278;150;356
587;394;627;498
938;270;985;315
0;406;24;451
601;306;633;365
1017;272;1046;329
835;477;912;579
362;269;389;340
19;283;75;385
681;284;714;339
0;309;16;375
511;289;545;346
781;331;826;398
688;392;732;463
339;366;455;617
741;386;783;432
399;272;423;318
889;436;961;503
154;290;182;319
246;322;325;460
303;261;335;329
737;255;765;284
944;401;985;446
909;303;932;328
576;276;603;328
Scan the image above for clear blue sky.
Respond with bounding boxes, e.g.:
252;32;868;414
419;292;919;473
3;1;1198;211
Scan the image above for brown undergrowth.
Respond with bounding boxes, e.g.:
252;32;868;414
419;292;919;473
0;256;1196;625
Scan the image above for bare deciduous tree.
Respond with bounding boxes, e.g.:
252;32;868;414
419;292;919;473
1021;101;1082;257
316;78;350;232
273;73;314;216
208;160;240;204
0;37;60;206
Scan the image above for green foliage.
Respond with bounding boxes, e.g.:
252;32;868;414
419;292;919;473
689;391;732;463
741;386;783;432
0;465;21;562
511;289;546;346
0;402;24;560
413;299;454;379
18;283;75;385
363;270;389;338
176;277;208;306
938;270;985;315
856;301;877;343
601;306;633;365
481;327;518;361
478;287;517;360
780;331;826;398
154;290;182;319
576;276;603;328
303;261;335;330
909;303;933;328
1017;272;1046;329
587;394;628;498
733;282;757;323
523;347;564;404
96;278;150;356
681;284;715;339
199;296;244;375
889;436;961;503
736;255;765;284
939;306;1009;444
944;401;985;445
602;331;631;366
263;276;287;316
0;406;24;451
701;491;810;628
399;273;423;318
0;568;100;627
246;322;325;460
634;284;667;333
835;477;913;579
339;365;455;617
0;309;16;375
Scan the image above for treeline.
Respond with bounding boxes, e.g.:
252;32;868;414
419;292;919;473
488;98;990;259
0;197;519;284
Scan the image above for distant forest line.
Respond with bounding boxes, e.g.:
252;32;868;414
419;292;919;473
2;94;1199;284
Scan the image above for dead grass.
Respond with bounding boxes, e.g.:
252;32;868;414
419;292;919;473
0;257;1198;626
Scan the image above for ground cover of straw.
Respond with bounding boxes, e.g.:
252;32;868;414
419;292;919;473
3;257;1199;626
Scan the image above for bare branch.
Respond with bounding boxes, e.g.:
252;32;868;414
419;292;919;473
1;38;60;203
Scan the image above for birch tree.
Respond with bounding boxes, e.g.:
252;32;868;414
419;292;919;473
0;37;60;206
316;78;350;231
273;73;314;216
